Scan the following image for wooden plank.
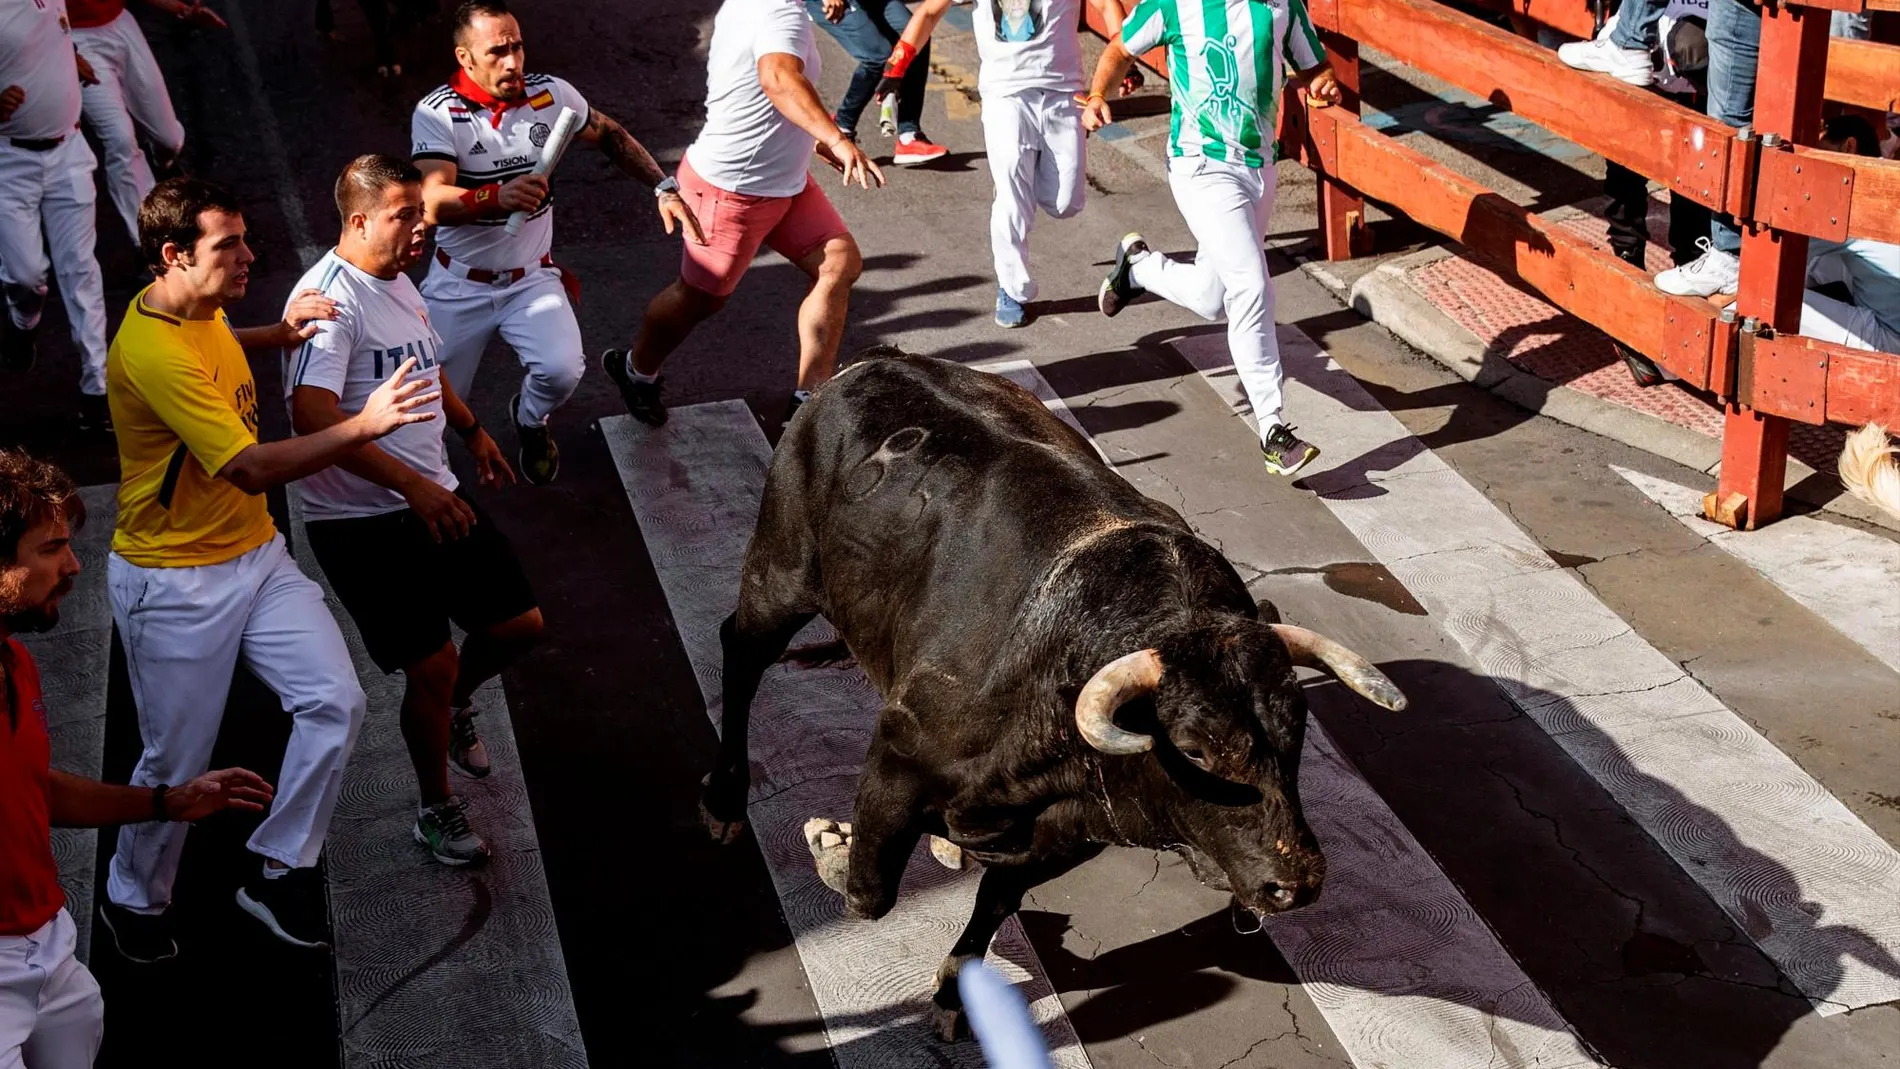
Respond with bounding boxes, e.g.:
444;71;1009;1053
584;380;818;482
1311;108;1717;382
1826;348;1900;427
1824;38;1900;113
1452;0;1595;38
1323;0;1735;212
1744;335;1900;428
1791;147;1900;245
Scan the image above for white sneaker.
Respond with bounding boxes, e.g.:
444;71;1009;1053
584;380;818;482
1556;34;1654;86
1654;238;1740;297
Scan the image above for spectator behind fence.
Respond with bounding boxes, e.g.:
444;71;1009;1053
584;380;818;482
98;177;438;965
2;449;273;1069
1793;116;1900;354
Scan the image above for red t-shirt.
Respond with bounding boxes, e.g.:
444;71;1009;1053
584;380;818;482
66;0;127;29
0;638;63;937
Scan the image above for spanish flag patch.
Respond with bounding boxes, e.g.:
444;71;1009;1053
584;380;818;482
528;89;556;110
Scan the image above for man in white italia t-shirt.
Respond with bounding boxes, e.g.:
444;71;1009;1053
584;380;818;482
875;0;1097;328
286;154;543;869
604;0;886;426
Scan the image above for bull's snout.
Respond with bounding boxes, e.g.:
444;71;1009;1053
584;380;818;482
1259;878;1320;913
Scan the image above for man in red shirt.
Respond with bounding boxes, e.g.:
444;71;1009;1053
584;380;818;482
2;449;271;1067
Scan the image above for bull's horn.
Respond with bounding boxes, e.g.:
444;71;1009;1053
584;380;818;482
1075;649;1163;754
1270;624;1408;712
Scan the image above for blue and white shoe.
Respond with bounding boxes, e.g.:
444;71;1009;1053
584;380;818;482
994;288;1028;329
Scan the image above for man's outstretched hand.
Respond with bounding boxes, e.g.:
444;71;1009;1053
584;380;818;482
167;768;274;822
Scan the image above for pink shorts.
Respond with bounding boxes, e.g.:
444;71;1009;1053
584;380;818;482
677;156;851;298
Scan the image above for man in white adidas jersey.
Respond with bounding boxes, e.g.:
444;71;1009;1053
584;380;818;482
412;0;700;485
1086;0;1338;477
286;155;543;868
875;0;1094;328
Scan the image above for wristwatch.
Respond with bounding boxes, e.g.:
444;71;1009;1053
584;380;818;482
655;176;680;198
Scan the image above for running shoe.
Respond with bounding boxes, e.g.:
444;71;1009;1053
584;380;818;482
510;393;560;485
994;288;1027;329
1098;233;1149;317
415;796;490;867
893;131;949;166
97;903;178;964
1261;424;1320;477
449;704;490;778
236;865;331;950
603;348;668;426
1555;33;1654;87
1654;238;1740;297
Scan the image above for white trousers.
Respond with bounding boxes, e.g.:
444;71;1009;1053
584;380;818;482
106;535;366;911
0;138;108;396
420;262;583;426
74;10;186;246
1802;291;1900;354
1131;155;1284;432
982;88;1087;302
0;911;103;1069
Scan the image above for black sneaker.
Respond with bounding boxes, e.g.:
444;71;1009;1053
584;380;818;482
77;392;114;435
97;902;178;964
601;348;667;426
235;865;331;950
510;393;560;485
1098;233;1149;318
1261;424;1320;477
1616;343;1666;388
0;316;37;374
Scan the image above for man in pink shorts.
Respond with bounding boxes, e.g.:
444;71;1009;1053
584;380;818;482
603;0;886;425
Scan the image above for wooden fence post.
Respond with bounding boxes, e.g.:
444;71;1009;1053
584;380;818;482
1317;33;1369;260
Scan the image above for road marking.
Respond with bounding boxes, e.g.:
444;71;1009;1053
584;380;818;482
985;361;1596;1069
1614;465;1900;674
287;490;589;1068
222;0;324;267
602;403;1091;1069
20;486;117;964
1176;326;1900;1015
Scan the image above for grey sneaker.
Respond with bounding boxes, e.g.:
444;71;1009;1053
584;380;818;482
415;796;490;866
602;348;668;426
449;705;490;779
1261;424;1320;477
1098;233;1149;317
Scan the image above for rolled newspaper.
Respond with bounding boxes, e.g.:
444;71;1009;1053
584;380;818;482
503;105;581;236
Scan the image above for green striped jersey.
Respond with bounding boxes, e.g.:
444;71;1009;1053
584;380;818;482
1120;0;1326;167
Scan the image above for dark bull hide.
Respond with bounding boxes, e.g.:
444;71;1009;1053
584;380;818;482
701;350;1406;1040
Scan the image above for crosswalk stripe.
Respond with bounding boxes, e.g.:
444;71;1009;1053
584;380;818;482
286;489;589;1068
1178;326;1900;1014
21;486;118;965
602;402;1092;1068
1613;465;1900;674
983;361;1596;1069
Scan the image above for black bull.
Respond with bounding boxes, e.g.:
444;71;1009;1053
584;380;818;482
700;351;1406;1039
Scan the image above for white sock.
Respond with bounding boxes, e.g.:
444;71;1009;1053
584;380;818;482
262;862;289;880
629;366;658;384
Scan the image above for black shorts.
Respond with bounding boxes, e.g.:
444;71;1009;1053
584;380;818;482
303;489;537;673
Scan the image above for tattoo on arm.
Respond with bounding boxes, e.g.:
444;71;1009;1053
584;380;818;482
586;108;667;188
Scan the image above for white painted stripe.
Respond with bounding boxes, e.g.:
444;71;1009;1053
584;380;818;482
601;404;1091;1069
1613;466;1900;674
985;363;1595;1069
21;486;118;964
1177;326;1900;1014
286;490;588;1067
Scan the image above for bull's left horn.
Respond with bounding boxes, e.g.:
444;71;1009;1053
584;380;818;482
1075;649;1163;754
1270;625;1408;712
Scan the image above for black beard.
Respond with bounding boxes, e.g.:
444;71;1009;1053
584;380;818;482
2;607;59;633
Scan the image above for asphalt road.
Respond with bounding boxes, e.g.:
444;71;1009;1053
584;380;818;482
4;3;1898;1068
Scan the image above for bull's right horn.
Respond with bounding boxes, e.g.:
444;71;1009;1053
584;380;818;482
1270;624;1408;712
1075;649;1163;754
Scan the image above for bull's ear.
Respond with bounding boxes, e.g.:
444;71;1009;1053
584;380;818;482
1254;599;1284;625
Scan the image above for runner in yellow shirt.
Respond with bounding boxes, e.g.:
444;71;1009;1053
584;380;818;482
97;177;437;964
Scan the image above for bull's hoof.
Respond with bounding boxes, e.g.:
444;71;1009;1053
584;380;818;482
700;774;746;845
927;1003;967;1042
928;836;969;871
803;817;853;896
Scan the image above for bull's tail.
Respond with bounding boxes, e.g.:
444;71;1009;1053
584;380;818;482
1838;423;1900;521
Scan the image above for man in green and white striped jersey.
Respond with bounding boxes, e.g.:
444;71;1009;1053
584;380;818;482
1083;0;1337;476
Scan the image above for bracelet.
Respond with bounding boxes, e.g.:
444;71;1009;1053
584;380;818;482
152;783;170;822
458;183;502;217
454;418;483;440
883;39;918;79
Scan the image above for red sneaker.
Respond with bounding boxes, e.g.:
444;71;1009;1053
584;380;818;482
893;132;949;166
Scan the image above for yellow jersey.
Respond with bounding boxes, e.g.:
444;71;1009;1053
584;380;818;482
108;288;276;568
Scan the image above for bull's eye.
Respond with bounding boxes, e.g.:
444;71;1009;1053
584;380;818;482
1180;745;1209;768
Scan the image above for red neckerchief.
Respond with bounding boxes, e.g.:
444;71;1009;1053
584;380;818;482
450;69;523;129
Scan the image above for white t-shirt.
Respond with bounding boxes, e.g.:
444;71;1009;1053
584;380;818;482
974;0;1084;98
0;0;82;141
410;74;590;271
685;0;820;199
284;251;456;520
